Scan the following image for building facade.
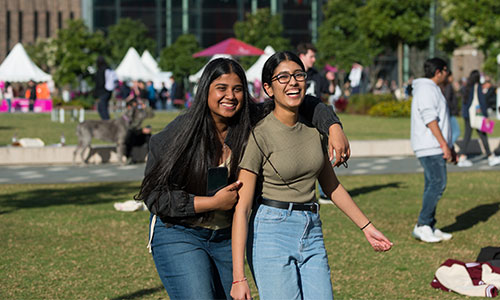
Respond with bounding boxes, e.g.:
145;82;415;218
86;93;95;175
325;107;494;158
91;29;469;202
0;0;81;61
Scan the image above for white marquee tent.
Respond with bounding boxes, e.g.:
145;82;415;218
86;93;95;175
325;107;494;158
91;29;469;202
245;45;275;83
0;43;52;82
140;50;172;89
116;47;156;81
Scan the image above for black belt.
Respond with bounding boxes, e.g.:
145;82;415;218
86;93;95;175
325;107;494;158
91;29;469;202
259;198;319;213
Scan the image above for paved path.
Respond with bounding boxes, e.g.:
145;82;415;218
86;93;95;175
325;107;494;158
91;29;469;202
1;155;499;184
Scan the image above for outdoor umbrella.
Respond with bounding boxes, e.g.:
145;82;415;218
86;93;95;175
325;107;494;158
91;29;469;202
193;38;264;57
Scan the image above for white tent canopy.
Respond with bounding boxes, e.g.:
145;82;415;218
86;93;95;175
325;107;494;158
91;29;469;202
141;50;172;89
141;50;161;74
245;45;275;83
116;47;156;81
0;43;52;82
189;54;233;83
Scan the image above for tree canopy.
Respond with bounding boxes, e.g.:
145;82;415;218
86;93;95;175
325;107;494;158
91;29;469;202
107;18;156;65
158;34;205;80
316;0;377;71
439;0;500;77
53;20;107;87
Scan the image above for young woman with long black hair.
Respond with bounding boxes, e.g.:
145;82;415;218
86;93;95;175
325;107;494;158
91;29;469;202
136;57;350;300
231;52;392;300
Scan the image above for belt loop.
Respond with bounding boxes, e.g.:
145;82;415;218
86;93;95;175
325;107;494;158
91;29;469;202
287;202;293;214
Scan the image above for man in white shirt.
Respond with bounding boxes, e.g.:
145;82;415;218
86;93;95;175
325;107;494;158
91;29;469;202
410;57;456;243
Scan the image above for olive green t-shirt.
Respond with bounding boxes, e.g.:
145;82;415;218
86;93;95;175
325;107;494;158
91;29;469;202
239;112;326;203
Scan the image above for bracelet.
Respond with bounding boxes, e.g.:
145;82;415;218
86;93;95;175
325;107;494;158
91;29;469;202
360;221;371;231
232;278;247;285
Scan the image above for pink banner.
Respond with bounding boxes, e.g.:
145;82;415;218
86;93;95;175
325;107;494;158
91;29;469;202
0;98;53;112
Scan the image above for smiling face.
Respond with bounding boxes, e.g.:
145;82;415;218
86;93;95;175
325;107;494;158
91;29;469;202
207;72;244;122
263;60;306;111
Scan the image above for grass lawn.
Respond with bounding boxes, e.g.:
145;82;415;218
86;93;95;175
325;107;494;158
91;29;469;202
1;171;499;299
1;110;499;146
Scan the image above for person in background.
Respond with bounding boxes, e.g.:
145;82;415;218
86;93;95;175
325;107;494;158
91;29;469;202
231;51;392;300
94;56;117;120
147;81;157;109
4;82;14;113
27;80;37;112
136;57;350;300
440;71;460;145
159;82;169;110
457;70;500;167
410;57;456;243
482;78;497;112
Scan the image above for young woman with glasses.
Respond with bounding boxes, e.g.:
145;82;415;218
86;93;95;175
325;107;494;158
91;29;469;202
136;57;351;300
231;52;393;300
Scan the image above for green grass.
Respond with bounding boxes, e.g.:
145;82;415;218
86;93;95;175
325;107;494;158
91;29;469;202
1;110;499;146
1;171;499;299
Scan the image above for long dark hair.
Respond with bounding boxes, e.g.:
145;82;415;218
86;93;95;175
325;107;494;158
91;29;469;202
464;69;480;103
136;58;252;204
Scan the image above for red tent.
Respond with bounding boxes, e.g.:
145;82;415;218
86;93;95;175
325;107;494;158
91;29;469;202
193;38;264;57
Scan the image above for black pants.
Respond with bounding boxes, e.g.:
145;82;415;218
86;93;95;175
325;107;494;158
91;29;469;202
97;91;112;120
459;117;491;156
125;129;151;158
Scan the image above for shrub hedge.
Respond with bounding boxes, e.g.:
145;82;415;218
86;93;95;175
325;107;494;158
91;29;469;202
344;93;394;115
368;98;412;117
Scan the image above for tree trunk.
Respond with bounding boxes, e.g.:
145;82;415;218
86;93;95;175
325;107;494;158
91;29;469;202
397;41;403;90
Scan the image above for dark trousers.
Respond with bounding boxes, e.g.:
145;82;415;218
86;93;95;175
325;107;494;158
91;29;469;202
125;129;151;158
459;117;491;156
97;91;112;120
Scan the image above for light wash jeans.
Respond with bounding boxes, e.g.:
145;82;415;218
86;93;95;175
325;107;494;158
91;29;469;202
450;116;460;145
247;203;333;300
149;215;232;300
417;154;447;227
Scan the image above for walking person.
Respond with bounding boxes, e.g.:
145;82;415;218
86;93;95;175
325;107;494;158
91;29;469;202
411;58;456;243
440;71;460;145
135;57;351;300
231;51;392;300
94;56;117;120
456;70;500;167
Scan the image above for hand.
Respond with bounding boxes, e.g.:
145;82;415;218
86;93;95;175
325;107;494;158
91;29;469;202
230;281;252;300
441;144;452;162
362;224;393;252
212;181;242;211
328;124;351;167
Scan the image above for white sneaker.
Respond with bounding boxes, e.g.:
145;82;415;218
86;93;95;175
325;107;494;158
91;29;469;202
433;228;452;241
488;155;500;167
457;156;473;167
412;225;442;243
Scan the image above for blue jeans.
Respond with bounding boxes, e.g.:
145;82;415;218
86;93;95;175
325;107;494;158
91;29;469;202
149;215;232;300
417;155;447;227
97;91;112;120
450;116;460;145
247;204;333;300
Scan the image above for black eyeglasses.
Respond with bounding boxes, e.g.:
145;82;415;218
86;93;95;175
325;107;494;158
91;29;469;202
271;72;307;84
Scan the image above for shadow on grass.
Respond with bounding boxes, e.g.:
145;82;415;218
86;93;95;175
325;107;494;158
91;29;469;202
110;286;164;300
441;202;500;233
0;182;139;214
0;126;15;130
349;182;402;198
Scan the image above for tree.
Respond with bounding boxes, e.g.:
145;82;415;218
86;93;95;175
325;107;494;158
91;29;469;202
439;0;500;78
53;20;107;88
25;38;57;75
358;0;431;87
107;18;156;65
233;8;291;68
158;34;205;80
316;0;377;72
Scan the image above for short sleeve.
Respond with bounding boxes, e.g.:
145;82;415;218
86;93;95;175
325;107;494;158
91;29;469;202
239;131;264;174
